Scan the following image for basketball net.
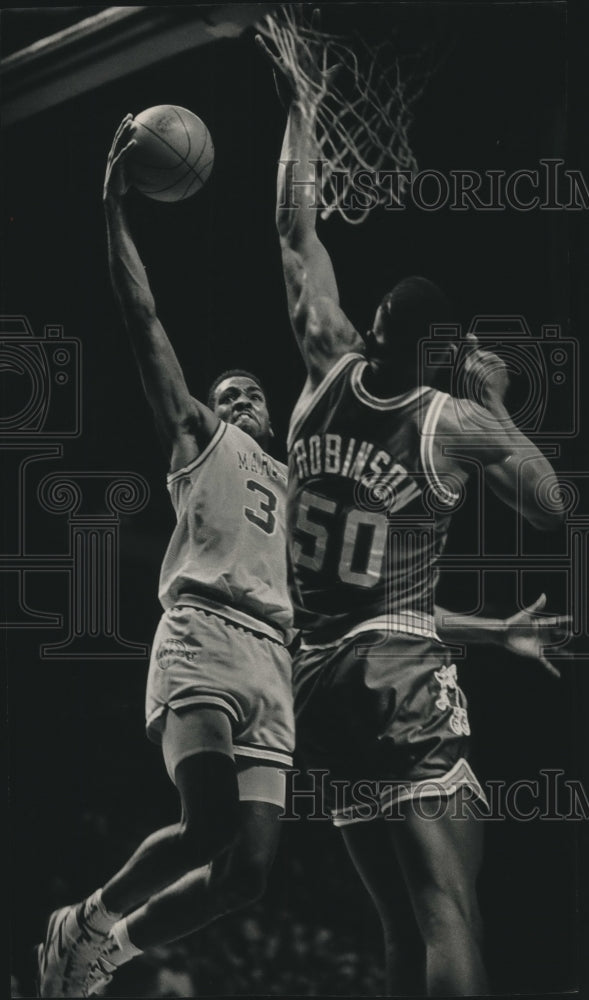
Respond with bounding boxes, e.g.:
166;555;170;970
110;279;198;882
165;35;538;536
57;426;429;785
258;4;428;224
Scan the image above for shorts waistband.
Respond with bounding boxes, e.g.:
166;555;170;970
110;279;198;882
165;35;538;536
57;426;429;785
171;593;288;645
300;612;440;650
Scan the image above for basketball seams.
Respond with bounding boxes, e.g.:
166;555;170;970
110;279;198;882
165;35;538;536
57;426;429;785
136;121;193;170
137;116;211;174
132;155;211;197
133;120;212;195
179;169;200;201
171;105;192;163
186;125;212;175
129;106;214;201
169;107;213;181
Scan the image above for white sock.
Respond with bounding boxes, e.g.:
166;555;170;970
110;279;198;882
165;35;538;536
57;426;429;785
81;889;121;936
99;918;143;969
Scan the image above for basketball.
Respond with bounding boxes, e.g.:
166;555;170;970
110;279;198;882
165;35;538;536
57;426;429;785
127;105;214;202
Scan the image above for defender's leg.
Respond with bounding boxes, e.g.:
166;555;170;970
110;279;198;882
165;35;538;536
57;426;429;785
391;787;487;996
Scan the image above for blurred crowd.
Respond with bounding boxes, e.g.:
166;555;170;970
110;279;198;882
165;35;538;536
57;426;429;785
95;907;385;997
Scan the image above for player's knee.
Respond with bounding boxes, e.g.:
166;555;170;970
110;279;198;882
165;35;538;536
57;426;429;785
213;856;270;912
175;752;241;865
419;885;480;942
178;810;239;867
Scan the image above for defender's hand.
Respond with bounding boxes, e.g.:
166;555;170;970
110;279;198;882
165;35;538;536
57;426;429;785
103;114;136;203
255;8;339;111
457;332;510;415
255;31;296;108
502;593;571;679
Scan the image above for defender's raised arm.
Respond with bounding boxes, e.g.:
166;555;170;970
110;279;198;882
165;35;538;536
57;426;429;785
257;24;361;386
438;336;566;531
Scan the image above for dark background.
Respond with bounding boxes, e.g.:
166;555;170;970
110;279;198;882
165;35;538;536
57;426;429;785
3;2;588;996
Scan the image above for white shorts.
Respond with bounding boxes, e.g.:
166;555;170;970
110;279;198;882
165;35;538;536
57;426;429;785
160;711;288;809
146;604;295;770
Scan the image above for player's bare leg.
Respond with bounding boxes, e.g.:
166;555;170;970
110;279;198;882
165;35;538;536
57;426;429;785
341;819;424;996
36;707;240;997
100;707;240;913
81;796;283;995
124;798;282;948
390;787;487;996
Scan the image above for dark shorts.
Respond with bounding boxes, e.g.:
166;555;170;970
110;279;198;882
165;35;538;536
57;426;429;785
293;629;486;825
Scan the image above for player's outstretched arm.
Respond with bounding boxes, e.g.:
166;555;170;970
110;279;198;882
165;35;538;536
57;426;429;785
435;595;570;678
257;15;362;386
439;338;566;530
103;115;217;465
455;405;564;530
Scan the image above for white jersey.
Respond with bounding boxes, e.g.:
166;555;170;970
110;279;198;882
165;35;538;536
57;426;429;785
158;421;292;640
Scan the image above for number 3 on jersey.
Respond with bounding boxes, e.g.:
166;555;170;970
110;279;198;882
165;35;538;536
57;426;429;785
294;487;387;588
244;479;277;535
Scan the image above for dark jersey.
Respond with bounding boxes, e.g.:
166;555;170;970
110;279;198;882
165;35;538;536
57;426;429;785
287;353;460;642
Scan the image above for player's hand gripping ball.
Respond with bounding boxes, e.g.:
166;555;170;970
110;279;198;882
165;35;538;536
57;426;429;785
127;105;214;202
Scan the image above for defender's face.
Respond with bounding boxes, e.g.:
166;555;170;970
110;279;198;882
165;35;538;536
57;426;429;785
371;304;390;345
213;376;271;444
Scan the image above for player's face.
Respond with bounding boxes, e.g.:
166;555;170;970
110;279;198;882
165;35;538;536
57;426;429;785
364;304;393;360
213;377;271;444
371;304;390;346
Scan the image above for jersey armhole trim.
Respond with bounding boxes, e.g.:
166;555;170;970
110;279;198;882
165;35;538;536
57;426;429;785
287;352;364;450
167;422;227;484
420;392;460;503
351;365;432;410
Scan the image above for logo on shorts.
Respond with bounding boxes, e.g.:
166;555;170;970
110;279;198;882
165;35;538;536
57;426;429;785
156;638;198;669
433;663;471;736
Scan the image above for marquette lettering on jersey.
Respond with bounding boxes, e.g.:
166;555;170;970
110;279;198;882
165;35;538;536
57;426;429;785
159;421;292;638
286;354;460;641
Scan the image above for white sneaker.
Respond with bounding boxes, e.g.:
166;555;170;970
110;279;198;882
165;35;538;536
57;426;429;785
37;906;76;997
36;904;107;998
82;955;117;997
